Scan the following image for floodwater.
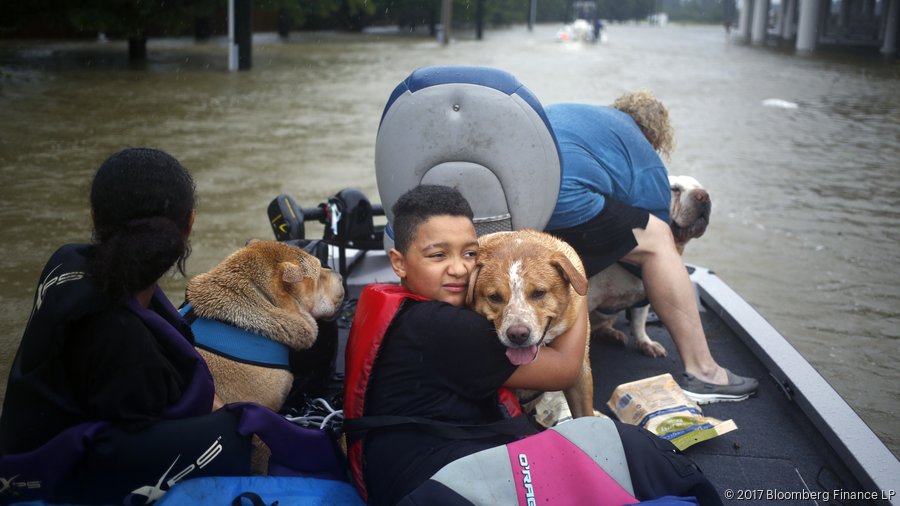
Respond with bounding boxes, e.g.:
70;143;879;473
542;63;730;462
1;24;898;456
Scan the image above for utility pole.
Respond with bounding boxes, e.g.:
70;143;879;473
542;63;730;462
528;0;537;31
441;0;453;45
228;0;253;70
476;0;485;40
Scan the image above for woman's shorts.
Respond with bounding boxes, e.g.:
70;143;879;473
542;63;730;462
547;197;650;278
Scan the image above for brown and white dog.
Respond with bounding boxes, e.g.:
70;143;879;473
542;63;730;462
185;240;345;411
589;175;711;357
466;229;593;418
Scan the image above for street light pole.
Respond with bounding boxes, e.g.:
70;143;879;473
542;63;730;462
441;0;453;44
228;0;237;71
529;0;537;31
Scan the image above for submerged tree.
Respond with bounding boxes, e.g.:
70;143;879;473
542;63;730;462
1;0;219;61
70;0;218;61
260;0;377;35
595;0;657;22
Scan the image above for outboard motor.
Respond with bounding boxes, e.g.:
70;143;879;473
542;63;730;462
375;65;562;248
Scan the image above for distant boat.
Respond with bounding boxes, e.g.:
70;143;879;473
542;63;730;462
556;19;596;43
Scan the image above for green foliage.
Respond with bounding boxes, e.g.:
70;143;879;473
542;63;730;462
0;0;711;40
68;0;209;38
260;0;376;29
0;0;73;36
374;0;440;30
1;0;219;39
660;0;734;23
438;0;515;27
595;0;657;22
534;0;574;23
368;0;569;30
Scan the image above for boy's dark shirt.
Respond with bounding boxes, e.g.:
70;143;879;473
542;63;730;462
363;299;519;506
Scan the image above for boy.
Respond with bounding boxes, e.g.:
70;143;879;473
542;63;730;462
348;185;719;506
352;184;587;505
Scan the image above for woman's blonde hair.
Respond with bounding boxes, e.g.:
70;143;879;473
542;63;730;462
611;90;675;160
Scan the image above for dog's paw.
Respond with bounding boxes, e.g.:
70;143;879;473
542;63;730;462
592;326;629;346
638;339;668;358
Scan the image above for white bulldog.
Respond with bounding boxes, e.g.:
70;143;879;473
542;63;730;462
588;175;711;357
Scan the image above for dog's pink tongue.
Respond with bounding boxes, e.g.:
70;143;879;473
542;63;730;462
506;346;538;366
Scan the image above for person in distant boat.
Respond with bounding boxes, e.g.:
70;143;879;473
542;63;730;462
344;184;723;506
543;91;758;403
0;148;349;504
593;18;605;42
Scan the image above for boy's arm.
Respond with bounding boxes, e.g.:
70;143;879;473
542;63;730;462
503;298;588;390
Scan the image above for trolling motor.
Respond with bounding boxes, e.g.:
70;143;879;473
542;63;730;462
268;194;307;242
267;189;385;278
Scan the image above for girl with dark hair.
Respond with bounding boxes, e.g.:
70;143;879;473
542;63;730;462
0;148;351;504
0;148;348;504
87;147;196;302
0;147;209;455
0;148;252;503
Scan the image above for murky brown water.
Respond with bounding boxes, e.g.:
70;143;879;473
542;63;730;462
1;24;898;456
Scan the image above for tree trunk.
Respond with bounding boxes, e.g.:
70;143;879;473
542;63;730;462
429;3;437;36
128;35;147;61
277;9;292;39
194;16;212;41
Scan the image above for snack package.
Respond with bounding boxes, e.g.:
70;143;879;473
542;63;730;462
526;391;573;429
607;373;737;451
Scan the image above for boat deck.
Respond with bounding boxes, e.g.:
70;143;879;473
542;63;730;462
593;304;865;505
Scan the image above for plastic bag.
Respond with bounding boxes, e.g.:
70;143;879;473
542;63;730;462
607;374;736;451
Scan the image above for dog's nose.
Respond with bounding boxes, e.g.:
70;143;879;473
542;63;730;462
506;325;531;345
692;189;709;203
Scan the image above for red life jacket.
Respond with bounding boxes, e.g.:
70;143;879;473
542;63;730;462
343;283;522;502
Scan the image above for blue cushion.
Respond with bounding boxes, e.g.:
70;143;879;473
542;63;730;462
157;476;365;505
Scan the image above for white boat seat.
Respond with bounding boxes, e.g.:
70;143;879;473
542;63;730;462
375;65;561;250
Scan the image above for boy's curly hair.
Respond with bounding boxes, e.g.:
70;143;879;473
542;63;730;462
391;185;473;254
611;90;675;160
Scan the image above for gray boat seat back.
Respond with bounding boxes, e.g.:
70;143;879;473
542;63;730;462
375;65;561;250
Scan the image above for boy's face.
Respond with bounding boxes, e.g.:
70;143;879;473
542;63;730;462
389;215;478;306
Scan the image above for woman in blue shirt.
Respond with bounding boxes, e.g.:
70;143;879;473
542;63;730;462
545;91;757;403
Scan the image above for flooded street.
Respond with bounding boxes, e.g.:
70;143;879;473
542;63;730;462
1;23;898;456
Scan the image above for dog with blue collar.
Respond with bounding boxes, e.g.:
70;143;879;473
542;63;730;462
183;240;344;413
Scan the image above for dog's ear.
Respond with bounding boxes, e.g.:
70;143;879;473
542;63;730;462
281;262;303;283
551;254;588;296
465;264;482;307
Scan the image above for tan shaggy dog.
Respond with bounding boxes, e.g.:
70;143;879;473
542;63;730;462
467;229;593;419
185;240;345;411
589;175;711;357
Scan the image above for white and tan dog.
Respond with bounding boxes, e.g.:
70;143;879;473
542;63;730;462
589;175;711;357
185;240;344;411
467;229;593;418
